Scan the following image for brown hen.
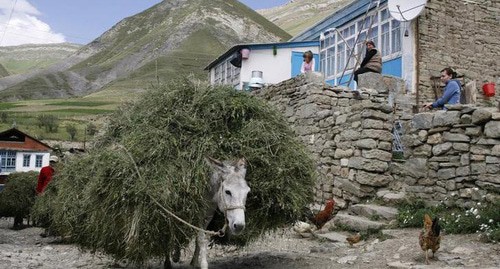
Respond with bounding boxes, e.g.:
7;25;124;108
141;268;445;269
419;214;441;264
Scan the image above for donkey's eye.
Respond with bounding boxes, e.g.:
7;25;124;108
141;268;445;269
225;190;232;196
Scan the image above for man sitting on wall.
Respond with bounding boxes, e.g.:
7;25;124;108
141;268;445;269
423;67;461;110
353;41;382;91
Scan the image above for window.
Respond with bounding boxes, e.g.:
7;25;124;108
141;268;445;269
381;22;390;56
391;20;401;54
0;150;16;172
35;155;43;168
226;61;232;83
214;65;222;84
318;4;402;84
23;154;30;167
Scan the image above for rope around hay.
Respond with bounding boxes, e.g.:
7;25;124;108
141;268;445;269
115;143;226;237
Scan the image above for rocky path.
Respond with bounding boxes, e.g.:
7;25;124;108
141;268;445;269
0;218;499;269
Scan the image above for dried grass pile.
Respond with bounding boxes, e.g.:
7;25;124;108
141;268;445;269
0;172;38;227
33;80;316;264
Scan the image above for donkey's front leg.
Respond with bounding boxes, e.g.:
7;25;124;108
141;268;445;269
190;231;208;269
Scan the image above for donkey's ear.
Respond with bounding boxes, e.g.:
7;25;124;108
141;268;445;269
205;156;224;170
234;158;246;173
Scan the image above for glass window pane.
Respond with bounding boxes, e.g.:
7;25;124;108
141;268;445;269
381;9;389;21
381;23;391;56
391;23;401;53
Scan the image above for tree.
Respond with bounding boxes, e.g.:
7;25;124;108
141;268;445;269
0;112;8;123
37;115;59;133
66;124;77;141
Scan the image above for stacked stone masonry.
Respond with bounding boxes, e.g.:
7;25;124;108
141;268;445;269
398;106;500;206
253;73;401;206
253;73;499;207
418;0;500;107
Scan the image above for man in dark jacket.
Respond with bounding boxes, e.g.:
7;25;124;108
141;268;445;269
353;40;382;84
36;155;58;194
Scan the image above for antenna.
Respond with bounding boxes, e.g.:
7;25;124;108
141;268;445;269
388;0;427;22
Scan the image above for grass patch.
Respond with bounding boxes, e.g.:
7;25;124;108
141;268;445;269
0;102;24;110
48;101;113;107
397;199;500;243
47;108;113;115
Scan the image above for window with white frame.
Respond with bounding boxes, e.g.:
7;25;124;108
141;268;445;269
35;155;43;168
319;5;402;84
0;150;16;172
23;154;31;167
212;58;241;88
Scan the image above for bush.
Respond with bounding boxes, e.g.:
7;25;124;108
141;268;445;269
37;80;317;264
66;124;77;140
0;172;38;228
397;199;500;242
86;123;97;136
37;115;59;133
0;111;8;123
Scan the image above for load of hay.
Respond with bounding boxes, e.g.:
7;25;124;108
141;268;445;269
33;80;316;264
0;172;38;228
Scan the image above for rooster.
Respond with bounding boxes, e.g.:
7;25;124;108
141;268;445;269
419;214;441;264
303;199;337;229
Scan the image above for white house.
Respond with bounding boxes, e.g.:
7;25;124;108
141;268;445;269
0;128;52;189
205;41;319;91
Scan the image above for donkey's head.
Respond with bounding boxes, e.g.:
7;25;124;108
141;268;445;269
207;157;250;235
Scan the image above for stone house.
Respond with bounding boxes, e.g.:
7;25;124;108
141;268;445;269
291;0;499;106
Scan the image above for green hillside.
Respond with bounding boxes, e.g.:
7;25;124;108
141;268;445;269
259;0;352;36
0;0;290;101
0;43;81;75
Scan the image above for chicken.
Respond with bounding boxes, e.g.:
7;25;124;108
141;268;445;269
346;233;362;246
419;214;441;264
305;199;336;229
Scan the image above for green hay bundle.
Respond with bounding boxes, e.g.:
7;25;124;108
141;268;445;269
0;172;38;227
39;80;316;264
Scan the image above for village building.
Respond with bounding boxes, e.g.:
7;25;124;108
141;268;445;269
291;0;499;105
0;128;52;189
207;0;498;106
205;41;319;90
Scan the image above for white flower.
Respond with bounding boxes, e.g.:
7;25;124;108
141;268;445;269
473;209;479;215
476;215;481;219
489;219;494;223
473;187;479;191
477;202;481;206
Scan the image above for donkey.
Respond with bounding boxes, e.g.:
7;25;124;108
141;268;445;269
166;157;250;269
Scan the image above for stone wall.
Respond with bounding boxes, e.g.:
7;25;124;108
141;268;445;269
252;73;499;207
417;0;500;107
395;105;500;206
253;72;399;206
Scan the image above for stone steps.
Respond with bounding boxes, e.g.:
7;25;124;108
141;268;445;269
350;204;398;221
333;203;399;232
334;213;386;232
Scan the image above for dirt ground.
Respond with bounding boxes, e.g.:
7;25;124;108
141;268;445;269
1;217;499;269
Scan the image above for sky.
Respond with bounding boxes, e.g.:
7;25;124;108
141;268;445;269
0;0;290;47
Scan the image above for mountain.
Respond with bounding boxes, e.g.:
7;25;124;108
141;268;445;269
0;63;9;78
258;0;352;36
0;0;291;101
0;43;81;75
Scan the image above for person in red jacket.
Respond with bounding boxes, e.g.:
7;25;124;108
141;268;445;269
36;155;59;194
